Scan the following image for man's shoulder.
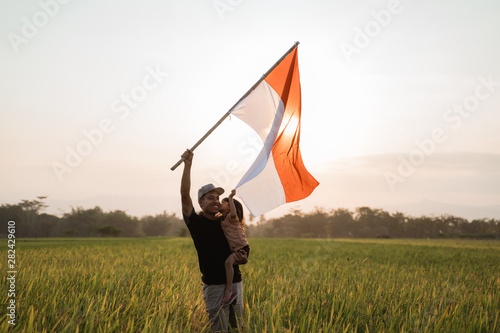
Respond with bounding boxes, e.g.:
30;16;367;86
183;208;198;226
184;210;220;226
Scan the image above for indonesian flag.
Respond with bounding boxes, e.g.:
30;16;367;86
230;45;319;216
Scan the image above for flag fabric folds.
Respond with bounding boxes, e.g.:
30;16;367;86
230;45;319;216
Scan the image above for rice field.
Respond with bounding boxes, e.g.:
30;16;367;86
1;237;499;332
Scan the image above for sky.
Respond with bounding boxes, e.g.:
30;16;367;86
1;0;500;221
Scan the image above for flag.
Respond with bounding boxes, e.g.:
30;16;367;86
230;45;319;216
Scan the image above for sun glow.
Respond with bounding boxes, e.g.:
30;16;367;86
279;114;300;139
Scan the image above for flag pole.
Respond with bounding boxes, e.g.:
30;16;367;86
171;41;300;171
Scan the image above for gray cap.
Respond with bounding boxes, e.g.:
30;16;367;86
198;183;224;200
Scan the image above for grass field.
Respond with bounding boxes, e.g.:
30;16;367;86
1;237;499;332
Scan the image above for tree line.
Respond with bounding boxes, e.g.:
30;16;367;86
248;207;500;239
1;197;499;239
0;197;187;238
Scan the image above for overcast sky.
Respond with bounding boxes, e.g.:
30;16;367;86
1;0;499;220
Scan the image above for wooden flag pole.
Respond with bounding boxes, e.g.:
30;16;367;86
170;41;300;171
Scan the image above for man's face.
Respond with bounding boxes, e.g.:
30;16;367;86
199;190;221;216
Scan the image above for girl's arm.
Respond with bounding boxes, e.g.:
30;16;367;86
229;189;237;219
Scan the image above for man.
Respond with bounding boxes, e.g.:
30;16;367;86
180;149;244;332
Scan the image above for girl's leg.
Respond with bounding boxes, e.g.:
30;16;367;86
223;253;236;302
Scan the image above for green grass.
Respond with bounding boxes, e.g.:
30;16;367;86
1;238;499;332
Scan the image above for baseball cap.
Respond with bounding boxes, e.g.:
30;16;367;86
198;183;224;200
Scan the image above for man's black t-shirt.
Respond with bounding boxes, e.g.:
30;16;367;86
183;209;242;285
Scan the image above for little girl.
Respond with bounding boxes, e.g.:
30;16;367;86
220;189;250;305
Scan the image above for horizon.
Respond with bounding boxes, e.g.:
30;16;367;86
3;194;500;223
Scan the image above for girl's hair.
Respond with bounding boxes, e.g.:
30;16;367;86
222;197;245;230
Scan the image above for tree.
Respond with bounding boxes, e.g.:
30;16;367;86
141;212;173;237
0;204;24;234
97;225;122;237
19;196;48;237
62;206;104;237
330;208;354;237
355;207;375;237
38;213;61;237
101;210;140;237
303;208;329;238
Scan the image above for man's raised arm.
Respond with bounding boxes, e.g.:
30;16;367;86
180;149;194;216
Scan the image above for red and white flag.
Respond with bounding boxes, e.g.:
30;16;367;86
230;45;319;216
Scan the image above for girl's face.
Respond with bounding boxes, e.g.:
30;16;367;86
219;198;229;214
